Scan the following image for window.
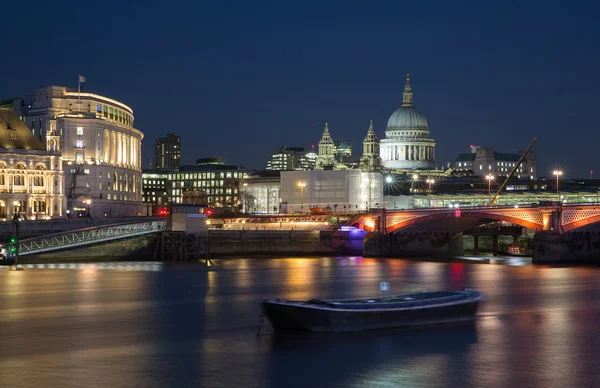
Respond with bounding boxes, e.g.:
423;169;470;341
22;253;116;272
9;130;16;139
96;104;101;112
77;127;83;135
76;140;83;148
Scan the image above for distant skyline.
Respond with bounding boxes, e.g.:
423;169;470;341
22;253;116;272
2;1;599;178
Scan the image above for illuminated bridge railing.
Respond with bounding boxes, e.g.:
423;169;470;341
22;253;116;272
13;219;167;257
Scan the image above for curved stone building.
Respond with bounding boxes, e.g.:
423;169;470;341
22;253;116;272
16;86;144;217
380;74;436;169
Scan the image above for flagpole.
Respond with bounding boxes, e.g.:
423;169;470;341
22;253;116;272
77;74;81;111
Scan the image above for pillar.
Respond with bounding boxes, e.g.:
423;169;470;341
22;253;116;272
473;235;479;255
492;235;499;256
513;235;519;248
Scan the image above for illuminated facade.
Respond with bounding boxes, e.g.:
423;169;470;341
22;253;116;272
15;86;144;217
454;146;537;179
280;170;383;213
241;172;281;214
142;158;247;212
380;74;436;169
0;109;65;219
266;146;305;171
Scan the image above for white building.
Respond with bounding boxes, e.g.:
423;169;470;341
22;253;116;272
315;123;337;170
380;74;436;169
16;86;144;217
0;109;65;219
280;170;383;213
241;172;280;214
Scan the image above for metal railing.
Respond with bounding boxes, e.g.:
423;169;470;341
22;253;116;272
11;219;167;257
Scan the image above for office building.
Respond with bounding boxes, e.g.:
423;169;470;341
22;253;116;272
454;146;537;179
266;146;304;171
154;133;181;169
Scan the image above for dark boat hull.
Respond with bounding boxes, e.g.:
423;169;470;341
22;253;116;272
262;296;480;333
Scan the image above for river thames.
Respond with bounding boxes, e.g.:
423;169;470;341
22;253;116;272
1;257;599;388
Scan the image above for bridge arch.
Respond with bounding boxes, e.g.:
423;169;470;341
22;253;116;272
386;208;543;234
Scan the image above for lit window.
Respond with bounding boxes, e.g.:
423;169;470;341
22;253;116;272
77;127;83;135
479;165;482;171
76;140;83;148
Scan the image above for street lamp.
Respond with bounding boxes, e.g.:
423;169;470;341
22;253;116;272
426;179;435;207
85;199;92;218
297;181;306;213
486;175;494;204
553;170;563;202
242;182;248;213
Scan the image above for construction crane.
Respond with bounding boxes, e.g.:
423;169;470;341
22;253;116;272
488;137;538;206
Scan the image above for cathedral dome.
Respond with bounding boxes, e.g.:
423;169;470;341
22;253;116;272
386;107;428;131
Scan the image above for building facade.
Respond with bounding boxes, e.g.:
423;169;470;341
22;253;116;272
14;86;144;217
454;146;537;179
380;74;436;169
141;169;172;215
154;134;180;169
142;158;247;213
266;146;305;171
241;172;281;214
280;170;383;213
333;141;352;162
0;109;65;219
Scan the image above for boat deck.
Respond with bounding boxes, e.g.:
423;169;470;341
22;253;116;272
302;291;477;310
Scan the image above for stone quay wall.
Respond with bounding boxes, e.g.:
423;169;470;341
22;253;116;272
533;231;600;263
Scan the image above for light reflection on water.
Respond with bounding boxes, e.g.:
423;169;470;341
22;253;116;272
1;257;600;388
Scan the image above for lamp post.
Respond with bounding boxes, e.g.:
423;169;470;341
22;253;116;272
297;181;306;213
426;179;434;207
486;175;494;204
242;182;248;214
85;199;92;217
9;201;22;271
553;170;563;202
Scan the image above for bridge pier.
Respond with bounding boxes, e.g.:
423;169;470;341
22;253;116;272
364;231;464;258
473;236;479;255
492;235;499;256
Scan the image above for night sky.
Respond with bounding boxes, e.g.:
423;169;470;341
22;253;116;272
2;1;599;178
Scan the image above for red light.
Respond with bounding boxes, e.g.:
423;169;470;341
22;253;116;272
454;209;462;218
159;208;168;216
206;208;213;217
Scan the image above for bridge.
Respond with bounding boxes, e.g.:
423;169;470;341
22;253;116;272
8;219;167;257
344;203;600;262
350;203;600;234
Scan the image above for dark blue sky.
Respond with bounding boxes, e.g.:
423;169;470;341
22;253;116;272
2;0;599;177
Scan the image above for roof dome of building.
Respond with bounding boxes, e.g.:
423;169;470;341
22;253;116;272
385;73;429;132
386;107;428;130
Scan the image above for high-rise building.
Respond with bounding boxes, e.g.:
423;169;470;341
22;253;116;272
154;133;180;169
266;146;304;171
11;85;144;217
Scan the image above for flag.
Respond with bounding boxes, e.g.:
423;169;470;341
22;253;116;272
79;75;87;83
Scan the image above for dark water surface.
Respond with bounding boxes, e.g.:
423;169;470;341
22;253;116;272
1;258;600;388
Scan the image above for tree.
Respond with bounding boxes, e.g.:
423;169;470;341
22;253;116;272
239;191;258;214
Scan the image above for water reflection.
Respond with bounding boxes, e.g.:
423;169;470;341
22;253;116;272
2;257;600;388
266;324;477;388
